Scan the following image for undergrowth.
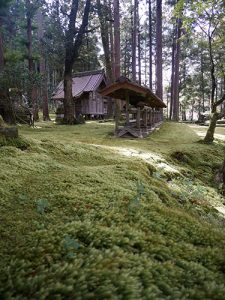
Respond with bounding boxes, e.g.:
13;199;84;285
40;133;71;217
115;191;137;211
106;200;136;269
0;122;225;299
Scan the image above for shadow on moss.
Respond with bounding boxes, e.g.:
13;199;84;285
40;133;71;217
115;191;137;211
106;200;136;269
0;136;30;150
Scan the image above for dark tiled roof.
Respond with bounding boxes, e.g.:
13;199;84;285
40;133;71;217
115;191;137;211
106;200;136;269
52;70;106;100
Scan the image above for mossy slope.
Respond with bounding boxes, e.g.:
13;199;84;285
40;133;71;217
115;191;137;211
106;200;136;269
0;122;225;299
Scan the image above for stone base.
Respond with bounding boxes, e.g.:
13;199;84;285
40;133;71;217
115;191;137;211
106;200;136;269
116;122;163;138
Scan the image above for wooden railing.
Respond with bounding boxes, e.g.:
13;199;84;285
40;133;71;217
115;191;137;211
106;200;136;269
119;107;164;130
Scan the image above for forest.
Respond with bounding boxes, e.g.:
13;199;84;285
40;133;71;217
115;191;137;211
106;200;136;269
1;0;225;299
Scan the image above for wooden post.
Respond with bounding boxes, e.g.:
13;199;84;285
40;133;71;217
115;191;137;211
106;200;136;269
144;109;148;128
125;91;129;126
149;109;152;127
136;107;141;130
115;98;120;133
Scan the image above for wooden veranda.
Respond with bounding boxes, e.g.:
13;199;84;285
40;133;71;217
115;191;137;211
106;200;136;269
100;76;166;138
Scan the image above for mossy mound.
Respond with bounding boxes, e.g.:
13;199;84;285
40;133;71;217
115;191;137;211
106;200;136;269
171;151;191;163
0;136;30;150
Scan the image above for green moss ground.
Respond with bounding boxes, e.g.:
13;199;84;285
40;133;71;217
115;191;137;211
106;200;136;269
1;121;225;299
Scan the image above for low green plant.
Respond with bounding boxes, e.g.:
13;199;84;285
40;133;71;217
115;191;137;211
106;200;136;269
63;235;81;258
128;181;145;212
36;199;50;214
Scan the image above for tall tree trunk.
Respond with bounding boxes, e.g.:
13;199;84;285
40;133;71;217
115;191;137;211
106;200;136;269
63;0;91;124
97;0;113;117
37;9;50;121
204;94;225;143
182;107;186;121
114;0;120;79
148;0;153;90
209;36;216;111
200;44;205;112
63;0;78;125
204;112;218;143
137;1;141;84
109;0;115;80
124;37;128;77
144;34;147;85
0;18;4;72
26;0;39;121
97;0;113;83
0;17;16;124
204;36;218;143
0;89;16;125
132;0;138;82
172;18;182;121
169;24;176;120
64;69;75;124
113;0;120;132
155;0;163;100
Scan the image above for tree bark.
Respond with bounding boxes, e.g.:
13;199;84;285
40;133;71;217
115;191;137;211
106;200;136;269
172;18;182;121
200;43;205;112
204;94;225;143
204;34;219;142
97;0;113;83
204;112;218;143
138;31;141;84
132;0;138;82
156;0;163;100
114;0;120;79
63;0;91;124
209;36;216;110
148;0;152;90
137;1;141;84
0;89;16;125
0;17;16;125
97;0;113;117
169;24;176;120
26;0;39;121
113;0;120;133
181;108;186;121
37;9;50;121
109;0;115;80
0;17;4;72
124;37;129;77
64;72;75;124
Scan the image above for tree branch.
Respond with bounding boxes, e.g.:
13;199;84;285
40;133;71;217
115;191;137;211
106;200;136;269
213;93;225;111
83;25;100;33
196;20;208;36
72;0;91;62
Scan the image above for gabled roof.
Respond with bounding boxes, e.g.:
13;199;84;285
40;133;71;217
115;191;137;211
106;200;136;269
52;70;106;100
100;76;166;108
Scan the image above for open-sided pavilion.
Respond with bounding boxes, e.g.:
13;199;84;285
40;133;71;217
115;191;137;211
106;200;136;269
100;76;166;138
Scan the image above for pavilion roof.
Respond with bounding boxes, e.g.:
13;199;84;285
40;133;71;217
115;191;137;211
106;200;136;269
100;76;166;108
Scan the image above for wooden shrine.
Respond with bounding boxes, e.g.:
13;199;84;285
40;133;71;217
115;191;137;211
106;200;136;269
100;76;166;138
